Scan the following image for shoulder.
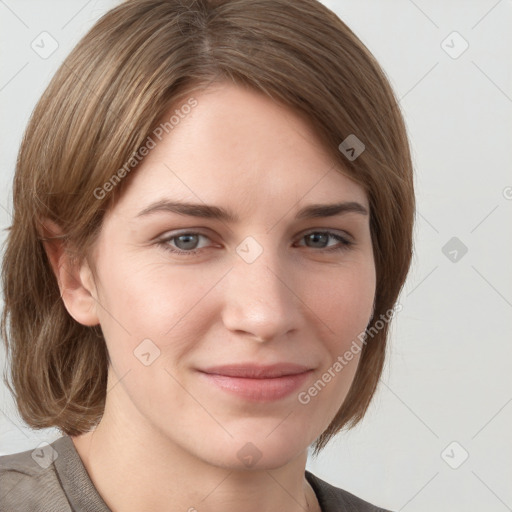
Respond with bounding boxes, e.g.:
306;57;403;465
306;470;394;512
0;437;72;511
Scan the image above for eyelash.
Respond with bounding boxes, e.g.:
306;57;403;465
157;230;353;257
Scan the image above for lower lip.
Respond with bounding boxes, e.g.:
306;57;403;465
199;371;312;401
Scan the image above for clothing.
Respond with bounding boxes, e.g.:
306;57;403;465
0;435;392;511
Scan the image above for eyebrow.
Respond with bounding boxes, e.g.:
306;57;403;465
136;199;368;222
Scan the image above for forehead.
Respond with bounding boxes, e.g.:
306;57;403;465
113;83;368;216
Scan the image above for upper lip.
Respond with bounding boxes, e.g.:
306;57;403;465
199;363;313;378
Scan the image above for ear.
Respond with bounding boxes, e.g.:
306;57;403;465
40;218;100;327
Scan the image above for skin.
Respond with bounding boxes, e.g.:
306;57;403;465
45;82;376;512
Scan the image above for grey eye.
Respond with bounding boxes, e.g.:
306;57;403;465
304;233;330;248
174;234;201;250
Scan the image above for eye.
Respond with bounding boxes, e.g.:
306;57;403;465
158;232;212;255
296;231;352;252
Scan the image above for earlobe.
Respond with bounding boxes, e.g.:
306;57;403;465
40;218;100;327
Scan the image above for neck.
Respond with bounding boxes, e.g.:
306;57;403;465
71;400;319;512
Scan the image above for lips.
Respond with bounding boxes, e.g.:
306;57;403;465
197;363;313;401
199;363;312;378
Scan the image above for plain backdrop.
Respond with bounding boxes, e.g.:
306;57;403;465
1;1;511;510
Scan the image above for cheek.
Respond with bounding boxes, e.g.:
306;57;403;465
305;261;376;349
92;261;214;413
94;257;225;362
291;261;375;430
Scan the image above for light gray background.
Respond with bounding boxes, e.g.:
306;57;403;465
1;1;511;510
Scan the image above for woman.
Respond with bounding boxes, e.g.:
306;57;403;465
0;0;414;510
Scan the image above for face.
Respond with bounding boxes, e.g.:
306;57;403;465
85;82;376;469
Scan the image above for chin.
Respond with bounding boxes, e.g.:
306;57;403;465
192;424;314;471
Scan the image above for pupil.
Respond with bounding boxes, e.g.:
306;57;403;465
176;234;198;250
307;233;327;248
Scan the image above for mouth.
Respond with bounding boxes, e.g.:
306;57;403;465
197;363;314;401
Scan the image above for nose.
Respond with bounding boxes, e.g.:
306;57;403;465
220;242;303;342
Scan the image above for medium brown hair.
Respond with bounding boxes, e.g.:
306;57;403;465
1;0;414;453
